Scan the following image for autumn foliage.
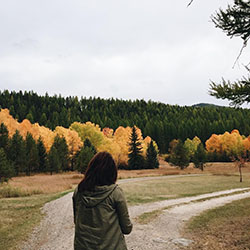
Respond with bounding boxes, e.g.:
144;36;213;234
0;109;153;166
205;129;249;158
70;122;152;165
1;107;249;177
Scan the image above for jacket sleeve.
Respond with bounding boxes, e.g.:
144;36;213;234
72;187;78;224
114;186;133;235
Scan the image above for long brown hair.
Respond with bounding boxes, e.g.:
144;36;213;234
78;152;117;191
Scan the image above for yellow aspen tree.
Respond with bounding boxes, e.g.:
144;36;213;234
220;130;244;157
102;127;114;138
205;134;223;153
0;109;20;137
55;126;83;157
70;121;105;149
243;136;250;152
184;136;201;159
113;126;132;165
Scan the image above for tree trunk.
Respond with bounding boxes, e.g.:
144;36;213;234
239;163;243;182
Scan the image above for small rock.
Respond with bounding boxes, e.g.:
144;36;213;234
153;238;169;244
172;238;193;247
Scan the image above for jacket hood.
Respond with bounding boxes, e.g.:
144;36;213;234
79;184;117;208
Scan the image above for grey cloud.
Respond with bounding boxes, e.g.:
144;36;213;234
0;0;248;106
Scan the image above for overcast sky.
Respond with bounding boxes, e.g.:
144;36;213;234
0;0;249;106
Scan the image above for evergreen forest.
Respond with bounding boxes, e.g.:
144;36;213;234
0;90;250;154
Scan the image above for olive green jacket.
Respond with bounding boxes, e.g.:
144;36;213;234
73;184;133;250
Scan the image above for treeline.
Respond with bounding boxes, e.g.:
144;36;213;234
0;123;159;182
1;90;250;153
167;129;250;169
0;122;78;182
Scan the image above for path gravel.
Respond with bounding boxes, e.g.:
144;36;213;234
19;176;250;250
126;190;250;250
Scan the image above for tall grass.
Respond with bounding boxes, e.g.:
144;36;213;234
7;172;83;195
0;184;43;198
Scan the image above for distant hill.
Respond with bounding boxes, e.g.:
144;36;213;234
192;103;224;108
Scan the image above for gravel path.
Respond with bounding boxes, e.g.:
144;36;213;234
126;190;250;250
20;177;250;250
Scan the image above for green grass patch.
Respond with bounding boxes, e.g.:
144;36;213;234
0;190;71;250
120;174;250;206
185;198;250;249
187;197;250;231
136;209;163;224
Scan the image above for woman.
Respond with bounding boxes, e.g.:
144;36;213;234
73;151;133;250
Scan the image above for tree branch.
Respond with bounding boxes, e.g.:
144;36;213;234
187;0;194;7
233;38;249;69
243;63;250;72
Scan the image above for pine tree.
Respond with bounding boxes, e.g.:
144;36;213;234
48;146;60;175
84;138;97;154
25;132;39;175
75;146;95;174
8;130;26;175
75;139;96;173
0;123;9;150
210;0;250;106
212;0;249;44
146;141;159;169
169;139;189;170
0;148;14;183
128;126;145;170
193;143;207;171
40;113;47;126
37;137;48;172
26;112;34;123
52;135;69;171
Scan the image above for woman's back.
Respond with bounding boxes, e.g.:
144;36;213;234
73;152;132;250
73;184;132;250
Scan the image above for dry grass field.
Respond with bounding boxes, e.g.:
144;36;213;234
2;160;249;197
119;174;250;205
119;160;250;178
5;172;83;196
185;198;250;250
